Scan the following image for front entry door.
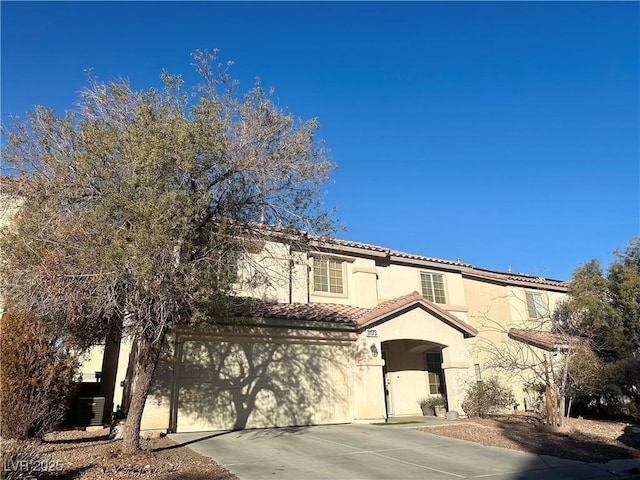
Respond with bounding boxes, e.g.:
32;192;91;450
381;350;391;417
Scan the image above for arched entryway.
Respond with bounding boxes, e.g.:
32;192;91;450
352;291;478;422
381;339;447;417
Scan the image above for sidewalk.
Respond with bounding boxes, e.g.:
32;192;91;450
383;415;455;426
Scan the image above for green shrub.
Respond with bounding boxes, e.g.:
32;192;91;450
607;357;640;409
462;377;516;418
0;310;79;439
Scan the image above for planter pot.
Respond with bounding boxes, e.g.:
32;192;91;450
434;405;446;418
420;404;435;416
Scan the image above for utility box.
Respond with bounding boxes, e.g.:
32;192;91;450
73;396;105;427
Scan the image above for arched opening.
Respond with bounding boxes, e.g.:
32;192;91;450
381;339;447;417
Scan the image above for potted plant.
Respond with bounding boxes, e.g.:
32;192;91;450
418;397;434;416
431;396;447;418
418;396;447;417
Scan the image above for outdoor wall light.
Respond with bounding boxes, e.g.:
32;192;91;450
370;344;379;358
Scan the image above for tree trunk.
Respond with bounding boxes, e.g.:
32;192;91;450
558;394;566;427
557;353;570;427
121;332;165;454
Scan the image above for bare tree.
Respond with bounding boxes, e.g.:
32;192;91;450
0;50;335;453
473;291;590;427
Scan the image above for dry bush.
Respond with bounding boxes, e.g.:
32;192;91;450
0;310;79;439
462;377;517;418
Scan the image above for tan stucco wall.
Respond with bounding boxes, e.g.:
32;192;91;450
0;195;21;317
376;263;468;312
235;240;301;303
506;286;565;326
462;277;521;405
113;337;132;413
78;345;106;382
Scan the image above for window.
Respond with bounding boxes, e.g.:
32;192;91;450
420;272;446;304
313;258;344;294
213;251;240;286
526;292;546;319
426;352;445;395
474;364;482;383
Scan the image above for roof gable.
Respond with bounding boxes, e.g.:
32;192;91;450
356;292;478;338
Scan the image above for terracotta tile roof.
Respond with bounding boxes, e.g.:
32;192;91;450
505;274;569;288
311;237;390;254
308;235;467;267
357;291;478;337
462;268;568;290
215;227;568;288
309;235;567;287
508;328;573;351
249;292;478;337
389;249;472;267
356;292;429;326
249;301;367;326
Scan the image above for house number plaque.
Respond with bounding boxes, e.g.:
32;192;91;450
366;329;378;338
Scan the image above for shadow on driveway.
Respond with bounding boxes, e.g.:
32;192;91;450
171;423;640;479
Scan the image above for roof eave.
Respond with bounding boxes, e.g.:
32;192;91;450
202;316;358;332
507;329;571;352
307;239;389;258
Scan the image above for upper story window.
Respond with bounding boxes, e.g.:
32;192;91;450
313;258;344;294
420;272;446;304
525;292;546;319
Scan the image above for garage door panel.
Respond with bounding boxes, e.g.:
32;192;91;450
176;381;238;431
176;339;353;432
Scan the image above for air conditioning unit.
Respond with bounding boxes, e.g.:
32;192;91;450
73;396;105;427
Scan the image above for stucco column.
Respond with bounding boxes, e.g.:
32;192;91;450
352;267;378;308
99;333;122;422
353;358;386;422
442;362;471;413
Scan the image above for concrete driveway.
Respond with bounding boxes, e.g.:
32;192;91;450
170;423;640;479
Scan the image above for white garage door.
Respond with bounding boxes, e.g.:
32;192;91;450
176;337;353;432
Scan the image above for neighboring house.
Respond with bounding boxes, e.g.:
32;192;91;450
80;233;568;433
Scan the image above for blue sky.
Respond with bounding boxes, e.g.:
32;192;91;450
2;1;638;280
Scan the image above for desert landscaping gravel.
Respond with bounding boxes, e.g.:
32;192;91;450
4;428;238;479
420;415;640;463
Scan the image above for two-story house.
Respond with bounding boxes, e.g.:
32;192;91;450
78;232;567;433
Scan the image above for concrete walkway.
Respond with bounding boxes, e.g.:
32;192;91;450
170;422;640;480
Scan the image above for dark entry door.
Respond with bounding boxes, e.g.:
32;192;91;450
381;350;391;417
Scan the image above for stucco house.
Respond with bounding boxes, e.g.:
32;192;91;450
78;233;568;433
